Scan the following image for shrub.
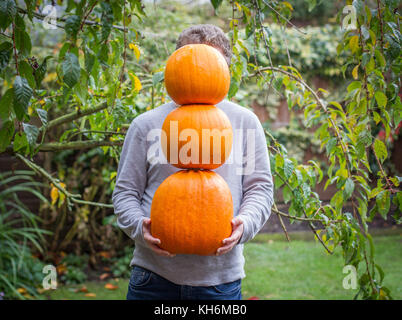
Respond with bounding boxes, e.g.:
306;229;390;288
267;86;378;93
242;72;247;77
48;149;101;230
0;170;50;299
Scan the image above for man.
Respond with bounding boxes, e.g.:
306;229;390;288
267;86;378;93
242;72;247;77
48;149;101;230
112;24;274;300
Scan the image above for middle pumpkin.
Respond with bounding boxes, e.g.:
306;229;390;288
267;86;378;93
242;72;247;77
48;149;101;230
161;104;233;170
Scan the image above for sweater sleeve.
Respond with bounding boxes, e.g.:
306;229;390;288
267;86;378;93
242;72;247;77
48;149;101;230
237;115;274;244
112;119;148;246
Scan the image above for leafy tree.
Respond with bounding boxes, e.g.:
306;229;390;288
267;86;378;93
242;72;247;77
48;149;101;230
221;0;401;299
0;0;400;299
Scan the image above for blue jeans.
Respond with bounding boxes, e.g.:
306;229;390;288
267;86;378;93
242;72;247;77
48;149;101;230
127;266;242;300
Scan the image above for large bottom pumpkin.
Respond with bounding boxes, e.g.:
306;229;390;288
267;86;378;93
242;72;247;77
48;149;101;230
150;170;233;255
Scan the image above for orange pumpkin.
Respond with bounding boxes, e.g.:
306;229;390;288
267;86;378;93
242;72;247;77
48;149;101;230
150;170;233;255
161;104;233;170
164;44;230;105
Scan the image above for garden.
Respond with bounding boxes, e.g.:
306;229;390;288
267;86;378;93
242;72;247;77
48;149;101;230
0;0;401;300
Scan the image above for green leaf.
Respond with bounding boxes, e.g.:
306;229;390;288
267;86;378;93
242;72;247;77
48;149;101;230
326;137;337;156
374;91;387;108
97;44;109;67
360;25;370;41
62;53;80;88
34;56;52;88
373;138;388;163
282;185;292;203
0;88;14;120
14;15;31;56
329;101;343;111
84;47;95;73
65;15;81;39
373;111;381;124
0;0;16;30
58;42;71;62
13;76;33;120
152;71;164;86
374;49;386;68
0;41;12;72
330;190;344;211
375;264;385;283
23;0;34;20
393;191;402;213
361;52;371;67
210;0;223;10
100;2;114;42
308;160;323;184
358;129;372;146
376;190;391;219
284;159;294;179
0;120;14;152
19;60;35;89
366;57;375;73
36;108;48;126
22;123;39;147
343;178;355;200
306;0;317;12
347;81;361;93
228;81;238;99
13;131;28;153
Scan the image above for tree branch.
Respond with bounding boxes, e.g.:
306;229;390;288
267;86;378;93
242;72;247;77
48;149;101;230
17;7;128;32
38;140;122;152
41;102;108;132
15;153;114;209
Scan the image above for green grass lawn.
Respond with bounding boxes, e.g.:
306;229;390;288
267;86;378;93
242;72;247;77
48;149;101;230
45;231;402;300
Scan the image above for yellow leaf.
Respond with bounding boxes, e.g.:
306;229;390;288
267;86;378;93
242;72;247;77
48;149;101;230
50;186;59;205
17;287;27;294
99;273;110;281
129;43;141;61
349;35;359;53
129;73;142;92
104;283;118;290
234;1;242;12
77;286;88;293
352;65;359;79
85;293;96;297
99;251;112;259
43;72;57;83
283;1;294;11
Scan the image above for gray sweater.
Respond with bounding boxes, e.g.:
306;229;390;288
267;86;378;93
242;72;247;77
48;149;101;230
112;99;274;286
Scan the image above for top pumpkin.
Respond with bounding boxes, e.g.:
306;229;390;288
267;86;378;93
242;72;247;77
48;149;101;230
164;44;231;105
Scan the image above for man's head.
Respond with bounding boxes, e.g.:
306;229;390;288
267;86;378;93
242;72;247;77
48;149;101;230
176;24;232;65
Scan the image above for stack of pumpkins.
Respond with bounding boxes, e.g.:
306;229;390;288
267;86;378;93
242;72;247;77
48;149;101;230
150;44;234;255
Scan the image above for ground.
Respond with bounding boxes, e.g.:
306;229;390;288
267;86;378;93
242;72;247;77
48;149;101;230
43;229;402;300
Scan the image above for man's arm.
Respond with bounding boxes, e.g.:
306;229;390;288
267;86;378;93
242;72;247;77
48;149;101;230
237;115;274;244
112;120;148;245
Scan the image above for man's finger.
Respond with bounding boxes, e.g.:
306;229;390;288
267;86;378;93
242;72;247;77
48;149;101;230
143;218;151;228
144;233;161;245
232;217;244;227
216;243;234;254
148;243;175;257
222;229;242;245
216;245;233;256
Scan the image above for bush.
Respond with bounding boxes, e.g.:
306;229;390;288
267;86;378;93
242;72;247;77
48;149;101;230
0;170;50;299
110;247;133;279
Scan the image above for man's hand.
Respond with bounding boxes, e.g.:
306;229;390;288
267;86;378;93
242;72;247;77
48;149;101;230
142;218;176;257
216;217;244;256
